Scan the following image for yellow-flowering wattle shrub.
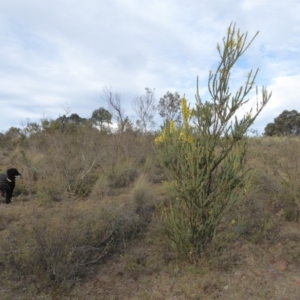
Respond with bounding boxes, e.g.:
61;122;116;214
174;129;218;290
155;23;271;258
155;98;193;145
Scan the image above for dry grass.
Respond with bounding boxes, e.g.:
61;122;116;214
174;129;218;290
64;219;300;300
1;135;300;299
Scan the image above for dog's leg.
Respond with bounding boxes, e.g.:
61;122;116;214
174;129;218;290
5;191;11;204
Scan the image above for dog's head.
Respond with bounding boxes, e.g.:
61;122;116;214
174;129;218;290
6;168;22;181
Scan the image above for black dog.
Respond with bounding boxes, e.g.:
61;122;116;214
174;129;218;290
0;168;22;204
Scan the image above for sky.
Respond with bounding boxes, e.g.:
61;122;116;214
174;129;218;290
0;0;300;134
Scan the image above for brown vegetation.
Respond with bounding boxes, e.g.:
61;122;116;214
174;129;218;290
0;131;300;299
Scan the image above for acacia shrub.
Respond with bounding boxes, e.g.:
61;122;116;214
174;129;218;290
155;24;271;257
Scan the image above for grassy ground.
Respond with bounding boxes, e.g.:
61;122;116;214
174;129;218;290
68;222;300;300
1;188;300;299
1;136;300;299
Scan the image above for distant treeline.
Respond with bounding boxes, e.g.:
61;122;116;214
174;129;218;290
1;89;183;138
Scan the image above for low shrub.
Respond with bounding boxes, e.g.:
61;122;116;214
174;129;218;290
0;197;146;289
108;161;138;188
91;173;111;198
131;175;154;220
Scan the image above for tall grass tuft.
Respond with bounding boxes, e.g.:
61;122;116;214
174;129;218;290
131;174;154;217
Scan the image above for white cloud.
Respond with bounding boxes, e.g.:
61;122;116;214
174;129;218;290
254;74;300;132
0;0;299;133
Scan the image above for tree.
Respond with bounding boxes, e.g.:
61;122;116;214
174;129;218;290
103;87;129;133
155;23;271;257
264;110;300;136
157;91;181;124
4;127;22;139
22;120;42;136
132;88;156;133
59;106;72;133
44;113;87;134
69;113;84;124
91;107;112;131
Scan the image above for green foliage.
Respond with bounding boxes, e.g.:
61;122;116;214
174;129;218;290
131;175;154;217
157;91;181;124
264;110;300;136
73;172;99;197
155;23;271;257
68;113;83;124
107;161;138;188
3;127;23;139
22;121;42;136
91;107;112;130
17;114;90;138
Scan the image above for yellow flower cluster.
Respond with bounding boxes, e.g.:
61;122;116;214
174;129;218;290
179;131;193;143
154;120;175;144
154;134;165;144
162;180;178;188
180;98;191;123
169;119;175;131
155;99;193;144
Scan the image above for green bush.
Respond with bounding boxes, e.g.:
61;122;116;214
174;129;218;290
108;161;138;188
155;24;271;258
131;175;154;217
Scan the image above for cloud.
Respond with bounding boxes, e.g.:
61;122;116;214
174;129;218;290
255;74;300;132
0;0;299;133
